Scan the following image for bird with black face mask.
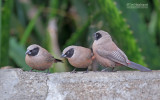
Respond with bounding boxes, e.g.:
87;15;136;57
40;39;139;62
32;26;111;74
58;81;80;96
25;44;63;72
92;30;151;72
61;46;93;73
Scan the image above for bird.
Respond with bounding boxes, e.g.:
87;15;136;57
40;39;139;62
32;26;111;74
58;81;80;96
25;44;63;72
61;46;93;73
92;30;151;72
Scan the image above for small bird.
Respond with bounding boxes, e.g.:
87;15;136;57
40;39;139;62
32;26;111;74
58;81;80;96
25;44;63;72
92;30;151;72
61;46;93;73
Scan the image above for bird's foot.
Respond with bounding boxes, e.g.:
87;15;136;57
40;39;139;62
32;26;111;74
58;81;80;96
101;68;110;72
83;68;89;73
29;69;33;72
70;68;77;73
70;70;77;73
47;69;50;74
101;67;116;72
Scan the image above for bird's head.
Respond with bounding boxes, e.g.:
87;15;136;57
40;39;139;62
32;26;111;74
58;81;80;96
25;44;40;56
94;30;112;41
61;46;75;58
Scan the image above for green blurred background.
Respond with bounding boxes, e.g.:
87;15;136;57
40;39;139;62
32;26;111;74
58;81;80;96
0;0;160;73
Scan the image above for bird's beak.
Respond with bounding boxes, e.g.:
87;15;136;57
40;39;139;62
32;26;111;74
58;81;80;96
25;50;31;55
61;54;66;58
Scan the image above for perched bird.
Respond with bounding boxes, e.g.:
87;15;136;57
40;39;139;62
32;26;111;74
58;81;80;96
25;44;62;72
92;30;151;72
61;46;93;73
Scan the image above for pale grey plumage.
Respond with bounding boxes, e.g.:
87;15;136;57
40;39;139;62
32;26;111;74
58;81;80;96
92;30;151;72
96;48;129;66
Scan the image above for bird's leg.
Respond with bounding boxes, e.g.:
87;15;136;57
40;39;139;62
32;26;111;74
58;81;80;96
71;68;77;73
29;68;33;72
111;67;118;72
111;67;115;72
83;67;89;73
47;69;50;74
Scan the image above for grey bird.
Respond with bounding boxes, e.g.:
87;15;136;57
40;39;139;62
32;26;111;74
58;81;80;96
92;30;151;72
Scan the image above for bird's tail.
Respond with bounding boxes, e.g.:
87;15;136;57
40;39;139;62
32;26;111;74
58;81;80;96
127;61;151;72
54;59;63;63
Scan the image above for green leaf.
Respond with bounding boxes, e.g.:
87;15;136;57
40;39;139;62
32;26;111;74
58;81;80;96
0;0;13;67
9;37;30;71
115;0;160;69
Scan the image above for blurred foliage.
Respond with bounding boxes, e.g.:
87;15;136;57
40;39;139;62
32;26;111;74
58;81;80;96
1;0;13;66
0;0;160;72
114;0;160;69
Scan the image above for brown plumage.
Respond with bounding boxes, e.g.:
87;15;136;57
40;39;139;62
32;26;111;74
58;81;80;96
92;30;151;72
61;46;93;72
25;44;62;72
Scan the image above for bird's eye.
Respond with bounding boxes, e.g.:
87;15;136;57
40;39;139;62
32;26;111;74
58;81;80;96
95;32;102;40
66;51;69;55
96;34;99;37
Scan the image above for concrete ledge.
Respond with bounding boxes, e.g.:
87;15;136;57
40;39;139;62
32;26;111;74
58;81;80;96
0;69;160;100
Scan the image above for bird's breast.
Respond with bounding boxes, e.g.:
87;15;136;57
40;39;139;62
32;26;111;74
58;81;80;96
25;55;53;70
92;43;116;67
68;55;92;68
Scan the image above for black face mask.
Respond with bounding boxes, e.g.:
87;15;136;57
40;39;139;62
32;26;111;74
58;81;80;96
94;32;102;40
65;48;74;58
28;47;39;56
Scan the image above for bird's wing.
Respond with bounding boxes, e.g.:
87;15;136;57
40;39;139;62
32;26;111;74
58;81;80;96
117;48;129;63
46;56;55;62
41;49;54;62
96;48;129;66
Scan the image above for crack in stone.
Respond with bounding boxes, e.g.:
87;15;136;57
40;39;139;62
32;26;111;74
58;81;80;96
45;74;49;100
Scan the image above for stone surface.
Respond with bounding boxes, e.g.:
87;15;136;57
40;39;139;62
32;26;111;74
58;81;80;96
0;69;48;100
0;69;160;100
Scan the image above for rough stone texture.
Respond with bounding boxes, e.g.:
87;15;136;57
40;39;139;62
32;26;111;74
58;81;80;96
0;69;48;100
0;69;160;100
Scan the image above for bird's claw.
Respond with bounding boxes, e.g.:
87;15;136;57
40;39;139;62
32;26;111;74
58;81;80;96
83;71;88;73
83;68;89;73
70;70;77;73
29;69;33;72
101;67;116;72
